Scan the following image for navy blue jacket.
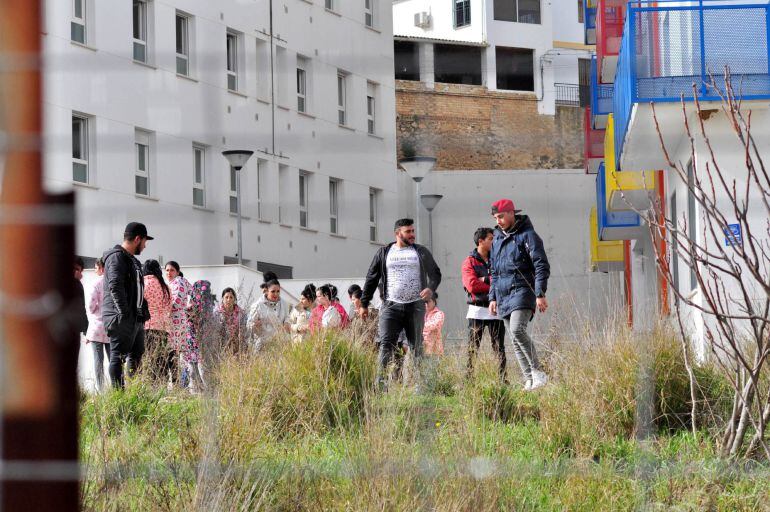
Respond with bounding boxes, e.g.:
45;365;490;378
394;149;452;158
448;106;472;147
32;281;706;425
488;215;550;319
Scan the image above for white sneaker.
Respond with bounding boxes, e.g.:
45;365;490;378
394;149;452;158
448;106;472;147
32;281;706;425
523;379;532;391
529;370;548;390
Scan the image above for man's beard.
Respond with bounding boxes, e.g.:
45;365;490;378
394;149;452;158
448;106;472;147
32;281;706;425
398;234;414;246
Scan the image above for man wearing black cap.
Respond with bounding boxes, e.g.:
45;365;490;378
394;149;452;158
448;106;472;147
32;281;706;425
101;222;153;388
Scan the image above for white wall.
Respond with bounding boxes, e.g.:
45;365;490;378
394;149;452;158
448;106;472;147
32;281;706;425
393;0;485;42
627;105;770;360
45;0;398;280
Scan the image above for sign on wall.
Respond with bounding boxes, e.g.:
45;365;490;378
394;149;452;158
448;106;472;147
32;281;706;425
724;223;743;247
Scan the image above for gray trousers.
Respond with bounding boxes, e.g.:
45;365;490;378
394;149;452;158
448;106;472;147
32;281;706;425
503;309;540;381
90;341;110;392
377;300;425;387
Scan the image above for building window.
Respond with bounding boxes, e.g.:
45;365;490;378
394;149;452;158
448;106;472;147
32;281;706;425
297;57;308;113
455;0;471;28
256;38;270;99
192;144;205;207
337;72;347;125
229;166;238;214
135;129;150;196
176;12;190;76
257;159;266;220
325;0;334;10
394;41;420;81
132;0;148;62
365;0;374;27
278;164;289;224
366;82;377;135
496;46;534;91
299;172;310;228
578;0;584;23
71;0;86;44
493;0;541;24
369;188;378;242
434;44;482;85
687;159;697;290
329;179;340;234
72;114;89;183
226;30;239;91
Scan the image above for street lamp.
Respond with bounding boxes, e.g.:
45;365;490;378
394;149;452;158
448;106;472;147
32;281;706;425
222;150;254;266
420;194;443;253
398;156;436;244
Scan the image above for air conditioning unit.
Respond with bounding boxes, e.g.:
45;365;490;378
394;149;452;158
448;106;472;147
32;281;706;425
414;11;431;29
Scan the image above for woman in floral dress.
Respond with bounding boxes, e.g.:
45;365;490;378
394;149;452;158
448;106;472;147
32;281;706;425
186;279;215;392
164;261;191;386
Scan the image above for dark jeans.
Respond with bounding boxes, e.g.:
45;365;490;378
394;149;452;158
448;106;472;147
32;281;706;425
108;320;145;389
90;341;110;392
377;300;425;388
145;329;177;386
467;318;507;381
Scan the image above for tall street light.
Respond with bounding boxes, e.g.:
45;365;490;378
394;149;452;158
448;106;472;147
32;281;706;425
398;156;436;244
420;194;443;253
222;150;254;266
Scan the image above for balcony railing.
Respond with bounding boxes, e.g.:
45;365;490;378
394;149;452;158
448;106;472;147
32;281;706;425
584;107;605;174
590;56;613;128
555;83;581;106
603;114;656;211
584;0;597;44
596;0;627;82
612;0;770;166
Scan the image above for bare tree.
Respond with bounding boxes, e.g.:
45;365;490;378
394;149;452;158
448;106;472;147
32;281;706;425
633;72;770;458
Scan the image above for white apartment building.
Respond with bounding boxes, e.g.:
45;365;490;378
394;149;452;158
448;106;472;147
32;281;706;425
392;0;591;114
44;0;398;278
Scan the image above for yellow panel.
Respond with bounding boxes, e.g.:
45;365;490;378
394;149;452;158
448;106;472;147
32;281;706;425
590;207;624;265
604;114;655;211
586;0;597;8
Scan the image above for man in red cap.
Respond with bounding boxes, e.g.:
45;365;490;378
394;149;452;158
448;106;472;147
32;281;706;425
488;199;551;390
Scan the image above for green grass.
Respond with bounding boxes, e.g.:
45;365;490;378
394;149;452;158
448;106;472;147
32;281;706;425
81;330;770;511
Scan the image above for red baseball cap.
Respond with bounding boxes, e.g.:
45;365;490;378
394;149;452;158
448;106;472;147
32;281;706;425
491;199;521;214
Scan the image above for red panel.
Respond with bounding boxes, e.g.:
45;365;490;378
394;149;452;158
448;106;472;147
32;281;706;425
596;0;626;79
584;107;605;172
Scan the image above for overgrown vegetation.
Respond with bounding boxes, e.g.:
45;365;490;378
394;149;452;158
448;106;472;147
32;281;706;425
81;326;770;511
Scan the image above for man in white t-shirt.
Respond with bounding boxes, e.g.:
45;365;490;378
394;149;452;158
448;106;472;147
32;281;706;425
360;218;442;390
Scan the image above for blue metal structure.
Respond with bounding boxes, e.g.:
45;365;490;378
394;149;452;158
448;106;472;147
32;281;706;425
596;163;643;241
590;56;614;128
612;0;770;164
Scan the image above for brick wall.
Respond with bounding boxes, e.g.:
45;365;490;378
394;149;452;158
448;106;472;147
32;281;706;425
396;80;585;170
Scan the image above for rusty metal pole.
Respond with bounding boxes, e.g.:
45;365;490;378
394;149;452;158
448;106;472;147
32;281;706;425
0;0;79;510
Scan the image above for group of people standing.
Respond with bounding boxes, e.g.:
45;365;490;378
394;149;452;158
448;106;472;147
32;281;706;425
75;196;550;393
79;222;245;392
358;199;551;391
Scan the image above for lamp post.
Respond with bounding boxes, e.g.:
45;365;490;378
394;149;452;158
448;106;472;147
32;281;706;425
420;194;443;253
398;156;436;244
222;150;254;266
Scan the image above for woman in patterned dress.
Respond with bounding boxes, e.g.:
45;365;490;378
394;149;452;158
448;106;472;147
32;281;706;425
213;287;246;355
142;259;172;384
164;261;191;386
186;280;215;392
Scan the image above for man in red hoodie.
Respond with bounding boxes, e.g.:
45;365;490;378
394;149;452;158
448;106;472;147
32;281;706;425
462;227;506;381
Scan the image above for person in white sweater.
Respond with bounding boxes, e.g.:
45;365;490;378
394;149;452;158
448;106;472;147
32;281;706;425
247;279;289;350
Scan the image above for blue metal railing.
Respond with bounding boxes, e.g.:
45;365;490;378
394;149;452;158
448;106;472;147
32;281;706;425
596;163;642;240
612;0;770;164
590;56;614;127
585;0;597;29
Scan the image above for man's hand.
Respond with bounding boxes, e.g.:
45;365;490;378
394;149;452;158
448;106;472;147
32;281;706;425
420;288;433;301
536;297;548;313
252;318;262;329
358;306;369;319
489;301;497;316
